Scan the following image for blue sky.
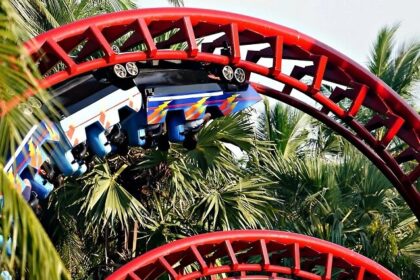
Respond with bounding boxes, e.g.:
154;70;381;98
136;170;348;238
137;0;420;67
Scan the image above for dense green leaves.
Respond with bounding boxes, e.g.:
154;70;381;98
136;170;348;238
257;98;310;157
368;25;400;78
134;112;278;233
256;102;420;277
11;0;137;38
368;25;420;105
78;162;147;231
0;1;70;278
45;111;279;278
190;177;278;230
0;172;70;279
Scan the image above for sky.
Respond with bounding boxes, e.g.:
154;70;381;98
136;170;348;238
136;0;420;67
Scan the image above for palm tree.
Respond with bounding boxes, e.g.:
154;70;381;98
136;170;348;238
368;24;420;107
11;0;185;38
257;98;310;158
0;0;70;279
257;98;344;159
11;0;136;38
130;114;277;248
252;124;420;277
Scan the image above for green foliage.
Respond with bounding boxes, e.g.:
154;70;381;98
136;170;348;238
0;0;70;278
135;112;278;232
0;172;70;279
43;112;278;278
257;98;310;157
165;0;184;7
136;112;259;200
253;139;420;276
78;162;148;232
190;176;278;230
11;0;137;37
368;25;400;78
368;24;420;104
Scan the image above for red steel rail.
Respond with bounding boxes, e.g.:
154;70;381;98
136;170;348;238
6;8;419;218
107;230;400;280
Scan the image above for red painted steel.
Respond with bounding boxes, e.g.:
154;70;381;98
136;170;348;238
7;8;419;218
107;230;400;280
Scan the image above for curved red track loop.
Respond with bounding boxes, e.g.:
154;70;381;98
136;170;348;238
9;8;420;217
107;230;399;280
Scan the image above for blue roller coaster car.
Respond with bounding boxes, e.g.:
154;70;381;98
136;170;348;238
4;62;261;204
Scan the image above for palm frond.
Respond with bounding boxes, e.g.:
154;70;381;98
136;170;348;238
164;0;184;7
198;112;256;151
368;24;399;78
391;41;420;100
78;162;148;232
134;112;258;201
257;99;310;157
134;149;200;202
10;0;70;37
190;176;279;231
0;172;70;279
367;24;420;104
11;0;137;38
140;193;191;250
0;1;69;278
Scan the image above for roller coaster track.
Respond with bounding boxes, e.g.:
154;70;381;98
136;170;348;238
107;230;399;280
6;8;415;219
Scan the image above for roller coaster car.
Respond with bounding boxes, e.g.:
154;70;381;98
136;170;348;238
19;167;54;200
122;63;260;148
3;122;60;203
46;72;143;176
4;62;261;203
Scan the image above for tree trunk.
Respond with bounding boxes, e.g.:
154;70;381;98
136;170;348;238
132;221;138;258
